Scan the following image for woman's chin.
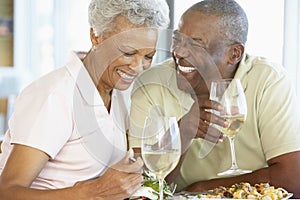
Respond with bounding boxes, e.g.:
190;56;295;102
115;82;132;91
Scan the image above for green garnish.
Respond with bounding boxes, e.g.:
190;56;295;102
233;183;243;192
142;170;176;198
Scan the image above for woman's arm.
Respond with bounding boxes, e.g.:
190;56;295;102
0;145;144;200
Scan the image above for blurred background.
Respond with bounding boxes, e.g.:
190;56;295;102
0;0;299;139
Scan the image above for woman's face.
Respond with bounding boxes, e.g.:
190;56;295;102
89;16;158;91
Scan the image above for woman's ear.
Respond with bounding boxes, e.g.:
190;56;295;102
229;43;244;65
90;28;102;46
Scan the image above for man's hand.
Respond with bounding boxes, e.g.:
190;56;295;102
179;99;228;148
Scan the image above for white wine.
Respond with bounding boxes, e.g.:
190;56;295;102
142;149;180;179
221;114;245;137
210;114;245;138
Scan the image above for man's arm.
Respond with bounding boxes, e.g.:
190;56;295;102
183;151;300;198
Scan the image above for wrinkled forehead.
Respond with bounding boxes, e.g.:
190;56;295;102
109;27;158;49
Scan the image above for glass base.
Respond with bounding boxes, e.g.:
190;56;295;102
217;168;252;176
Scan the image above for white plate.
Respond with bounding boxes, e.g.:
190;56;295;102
170;192;293;200
284;193;294;200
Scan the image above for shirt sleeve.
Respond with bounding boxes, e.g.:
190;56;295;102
258;70;300;160
128;62;194;149
129;82;191;148
10;84;73;158
129;83;158;148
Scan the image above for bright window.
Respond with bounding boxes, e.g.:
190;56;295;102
174;0;284;64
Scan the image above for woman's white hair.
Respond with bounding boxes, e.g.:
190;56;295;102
88;0;170;36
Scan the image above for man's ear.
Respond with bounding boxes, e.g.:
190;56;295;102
229;43;244;65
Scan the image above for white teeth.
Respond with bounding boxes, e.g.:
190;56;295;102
117;69;134;79
178;65;196;73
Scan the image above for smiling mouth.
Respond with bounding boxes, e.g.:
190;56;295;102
117;69;135;80
178;65;196;73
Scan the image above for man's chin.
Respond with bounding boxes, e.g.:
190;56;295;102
177;80;194;94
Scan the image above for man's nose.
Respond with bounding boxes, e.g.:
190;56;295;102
173;44;190;58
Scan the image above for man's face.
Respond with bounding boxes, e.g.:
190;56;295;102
171;11;229;94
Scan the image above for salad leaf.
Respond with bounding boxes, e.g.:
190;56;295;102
141;170;176;198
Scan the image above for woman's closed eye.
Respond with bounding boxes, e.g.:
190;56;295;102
118;45;137;57
144;52;155;60
120;50;136;57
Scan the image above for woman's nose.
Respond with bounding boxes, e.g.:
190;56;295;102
129;57;144;74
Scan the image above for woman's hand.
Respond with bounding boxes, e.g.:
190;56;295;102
74;149;144;200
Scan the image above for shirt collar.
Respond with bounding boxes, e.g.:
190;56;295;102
234;53;254;79
65;52;103;106
234;53;256;93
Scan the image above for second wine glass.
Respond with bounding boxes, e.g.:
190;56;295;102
210;78;252;176
141;116;181;200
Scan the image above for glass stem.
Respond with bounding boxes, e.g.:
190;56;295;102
228;137;238;170
158;178;164;200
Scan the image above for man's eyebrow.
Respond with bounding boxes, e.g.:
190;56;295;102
191;36;208;45
172;30;206;45
190;37;208;48
192;37;204;42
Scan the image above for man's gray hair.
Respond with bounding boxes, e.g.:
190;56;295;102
88;0;170;36
189;0;248;45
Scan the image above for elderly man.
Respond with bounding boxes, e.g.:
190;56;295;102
129;0;300;197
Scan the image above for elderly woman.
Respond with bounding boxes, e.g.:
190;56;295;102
0;0;169;199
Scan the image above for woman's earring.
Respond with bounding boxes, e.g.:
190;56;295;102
92;45;96;52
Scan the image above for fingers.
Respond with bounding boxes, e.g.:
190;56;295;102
114;172;144;199
195;119;223;143
128;150;144;173
200;110;228;129
202;99;223;113
128;148;135;160
127;175;144;195
113;149;144;174
128;157;144;174
122;148;135;163
117;148;138;165
201;100;229;126
199;119;221;137
100;174;143;200
191;99;227;143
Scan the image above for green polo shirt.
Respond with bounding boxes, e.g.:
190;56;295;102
129;54;300;191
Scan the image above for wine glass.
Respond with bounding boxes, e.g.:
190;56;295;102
141;116;181;200
209;78;252;176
